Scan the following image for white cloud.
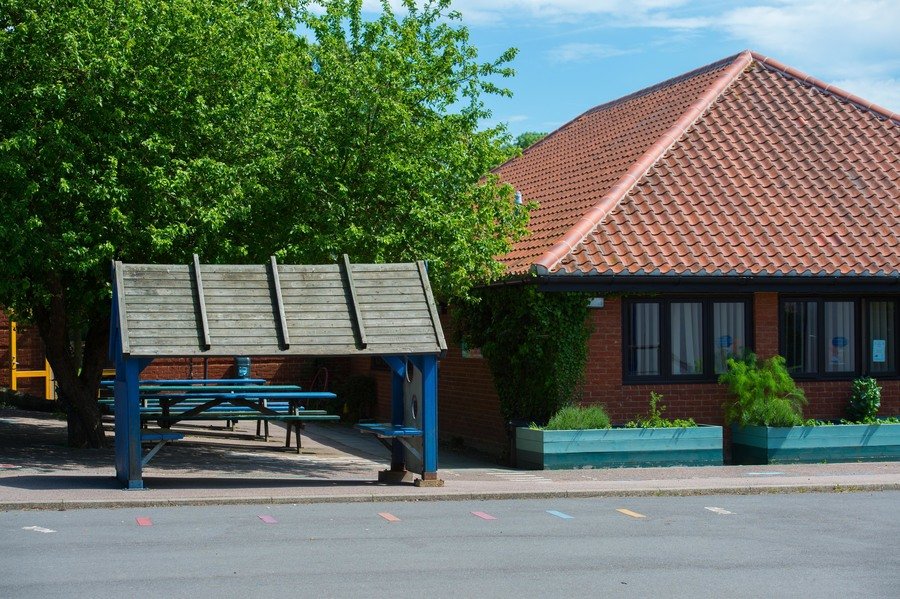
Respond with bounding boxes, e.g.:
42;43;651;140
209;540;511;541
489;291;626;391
506;114;530;123
548;43;630;63
717;1;900;78
831;78;900;112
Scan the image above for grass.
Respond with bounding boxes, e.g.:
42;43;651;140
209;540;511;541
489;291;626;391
542;404;611;430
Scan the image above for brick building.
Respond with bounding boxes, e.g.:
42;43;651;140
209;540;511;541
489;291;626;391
354;50;900;456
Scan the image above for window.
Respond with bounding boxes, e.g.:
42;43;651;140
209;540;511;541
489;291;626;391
624;298;750;381
781;298;898;378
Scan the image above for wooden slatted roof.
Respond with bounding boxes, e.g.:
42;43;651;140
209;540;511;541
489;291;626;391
112;255;447;358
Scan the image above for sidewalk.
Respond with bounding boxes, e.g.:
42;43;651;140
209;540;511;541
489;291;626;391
1;408;898;510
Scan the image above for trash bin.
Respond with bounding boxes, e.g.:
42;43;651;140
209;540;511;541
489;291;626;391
234;356;251;379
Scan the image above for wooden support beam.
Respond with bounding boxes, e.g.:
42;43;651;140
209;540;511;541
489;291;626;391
191;254;212;350
417;261;447;353
269;256;291;349
341;254;368;349
113;261;132;355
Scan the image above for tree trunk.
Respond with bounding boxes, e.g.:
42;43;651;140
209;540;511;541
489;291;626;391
32;276;109;448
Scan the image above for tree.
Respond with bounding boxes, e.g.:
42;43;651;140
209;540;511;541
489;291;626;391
250;0;527;299
514;131;546;150
0;0;307;446
0;0;527;446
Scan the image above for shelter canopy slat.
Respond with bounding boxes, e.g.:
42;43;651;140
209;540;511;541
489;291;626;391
112;255;446;358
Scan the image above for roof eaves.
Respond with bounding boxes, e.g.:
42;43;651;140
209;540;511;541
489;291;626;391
750;52;900;124
529;50;755;276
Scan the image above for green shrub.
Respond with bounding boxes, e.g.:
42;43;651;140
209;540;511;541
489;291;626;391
718;353;806;427
543;404;611;430
625;392;696;428
847;377;881;423
453;286;592;424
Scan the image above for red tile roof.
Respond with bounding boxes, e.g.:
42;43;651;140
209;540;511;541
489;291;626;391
496;51;900;278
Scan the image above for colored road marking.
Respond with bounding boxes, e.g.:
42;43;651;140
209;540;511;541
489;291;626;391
135;517;153;527
705;507;733;515
616;508;646;519
547;510;573;520
258;515;278;524
22;526;56;533
471;511;497;520
379;512;400;522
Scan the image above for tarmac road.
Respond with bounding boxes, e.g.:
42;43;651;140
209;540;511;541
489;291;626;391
2;492;898;598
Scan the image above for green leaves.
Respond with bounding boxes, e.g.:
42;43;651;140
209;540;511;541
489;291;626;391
847;377;881;423
269;0;526;300
455;287;592;423
719;354;807;427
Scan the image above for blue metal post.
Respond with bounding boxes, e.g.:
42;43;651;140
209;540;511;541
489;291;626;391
114;356;144;489
390;358;405;472
420;355;438;478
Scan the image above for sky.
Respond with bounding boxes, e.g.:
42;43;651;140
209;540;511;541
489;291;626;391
367;0;900;137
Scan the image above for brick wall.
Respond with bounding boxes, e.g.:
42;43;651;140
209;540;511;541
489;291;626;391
141;356;338;388
420;292;900;458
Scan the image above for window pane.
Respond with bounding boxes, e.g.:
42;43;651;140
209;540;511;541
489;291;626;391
783;301;817;374
628;303;660;376
671;302;703;375
869;301;896;373
713;302;746;373
824;301;855;373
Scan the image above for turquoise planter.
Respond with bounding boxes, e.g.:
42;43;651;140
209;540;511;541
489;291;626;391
515;425;723;470
731;423;900;465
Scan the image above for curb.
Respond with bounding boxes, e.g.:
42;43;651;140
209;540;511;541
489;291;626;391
3;482;898;512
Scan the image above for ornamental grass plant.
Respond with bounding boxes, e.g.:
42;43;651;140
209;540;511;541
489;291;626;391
542;404;611;430
718;353;806;427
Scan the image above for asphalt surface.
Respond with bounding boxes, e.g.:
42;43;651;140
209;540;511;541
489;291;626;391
1;408;900;510
2;493;898;598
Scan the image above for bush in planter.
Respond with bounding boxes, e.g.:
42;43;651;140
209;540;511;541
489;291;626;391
847;377;881;423
542;404;611;430
625;392;696;428
719;353;806;427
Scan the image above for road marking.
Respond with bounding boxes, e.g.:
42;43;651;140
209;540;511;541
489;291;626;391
258;515;278;524
616;508;646;519
471;511;497;520
746;472;785;476
547;510;573;520
135;517;153;527
379;512;400;522
22;526;56;533
705;507;733;515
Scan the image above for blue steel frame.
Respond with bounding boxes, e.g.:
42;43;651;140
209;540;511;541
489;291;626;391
109;283;440;489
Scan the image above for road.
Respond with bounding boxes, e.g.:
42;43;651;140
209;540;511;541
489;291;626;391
1;492;897;598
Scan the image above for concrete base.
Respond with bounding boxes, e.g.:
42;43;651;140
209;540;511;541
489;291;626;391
414;478;445;487
377;469;416;484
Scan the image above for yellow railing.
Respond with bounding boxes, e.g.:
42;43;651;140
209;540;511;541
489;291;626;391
10;321;55;400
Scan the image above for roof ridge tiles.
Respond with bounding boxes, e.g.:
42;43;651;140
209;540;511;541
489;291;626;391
750;52;900;125
530;50;755;275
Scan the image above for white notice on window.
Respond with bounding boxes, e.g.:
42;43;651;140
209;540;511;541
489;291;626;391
872;339;886;363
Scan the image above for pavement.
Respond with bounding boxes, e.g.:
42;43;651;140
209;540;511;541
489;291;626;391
1;407;899;510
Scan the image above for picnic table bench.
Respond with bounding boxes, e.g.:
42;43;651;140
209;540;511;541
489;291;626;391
104;380;339;453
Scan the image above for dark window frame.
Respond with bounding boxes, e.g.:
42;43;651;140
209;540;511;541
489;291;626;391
622;296;753;384
779;296;899;380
